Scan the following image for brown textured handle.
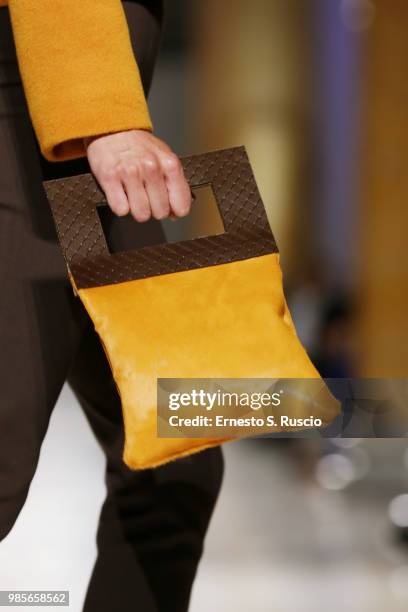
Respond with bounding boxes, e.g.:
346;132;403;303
43;145;278;289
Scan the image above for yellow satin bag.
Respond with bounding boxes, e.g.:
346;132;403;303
44;146;339;469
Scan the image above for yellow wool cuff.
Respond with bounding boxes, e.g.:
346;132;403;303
7;0;153;162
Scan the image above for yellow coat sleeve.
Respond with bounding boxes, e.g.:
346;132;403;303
8;0;153;162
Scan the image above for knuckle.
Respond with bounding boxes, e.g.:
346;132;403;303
162;154;181;174
142;156;159;174
123;163;140;179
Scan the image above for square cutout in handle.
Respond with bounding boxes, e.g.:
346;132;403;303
97;184;226;255
43;146;278;289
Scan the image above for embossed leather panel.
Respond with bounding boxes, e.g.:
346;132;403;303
43;146;278;289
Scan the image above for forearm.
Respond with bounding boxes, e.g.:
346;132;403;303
8;0;152;162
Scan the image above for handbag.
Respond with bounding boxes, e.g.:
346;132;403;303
44;146;340;469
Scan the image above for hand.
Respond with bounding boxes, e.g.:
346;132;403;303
84;129;192;222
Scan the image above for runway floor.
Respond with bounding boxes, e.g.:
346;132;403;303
1;385;408;612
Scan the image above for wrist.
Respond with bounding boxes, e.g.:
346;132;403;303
83;134;105;150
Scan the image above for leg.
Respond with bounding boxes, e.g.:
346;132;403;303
67;321;224;612
0;8;87;540
66;2;225;609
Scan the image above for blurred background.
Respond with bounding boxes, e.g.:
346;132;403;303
1;0;408;610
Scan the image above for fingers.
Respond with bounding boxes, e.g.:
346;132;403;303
122;153;192;222
99;170;129;216
86;130;192;222
142;156;170;220
161;154;192;218
121;165;151;222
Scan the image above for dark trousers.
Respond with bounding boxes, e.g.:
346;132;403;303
0;3;224;611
